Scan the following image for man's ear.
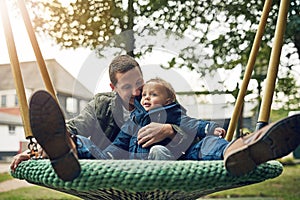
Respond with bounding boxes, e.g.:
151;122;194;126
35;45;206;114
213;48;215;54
110;83;115;91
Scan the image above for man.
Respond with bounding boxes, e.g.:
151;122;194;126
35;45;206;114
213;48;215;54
10;55;191;180
10;55;300;180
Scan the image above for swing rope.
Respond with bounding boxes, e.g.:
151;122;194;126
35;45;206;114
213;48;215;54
226;0;273;140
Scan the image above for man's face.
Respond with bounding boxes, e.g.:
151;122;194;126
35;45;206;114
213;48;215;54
110;67;144;110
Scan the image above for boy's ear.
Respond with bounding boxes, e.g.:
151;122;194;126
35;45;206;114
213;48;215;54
165;98;172;104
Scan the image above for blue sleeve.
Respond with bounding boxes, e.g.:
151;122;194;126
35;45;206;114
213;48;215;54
179;115;219;138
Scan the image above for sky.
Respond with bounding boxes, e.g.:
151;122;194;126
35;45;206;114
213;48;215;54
0;11;91;78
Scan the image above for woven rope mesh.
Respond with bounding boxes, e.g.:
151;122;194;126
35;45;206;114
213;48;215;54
11;159;282;199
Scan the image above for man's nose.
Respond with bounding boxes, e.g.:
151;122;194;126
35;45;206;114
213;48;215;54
131;86;141;96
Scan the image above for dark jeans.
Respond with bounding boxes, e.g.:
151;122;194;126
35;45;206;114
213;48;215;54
75;135;107;159
182;135;229;160
75;134;229;160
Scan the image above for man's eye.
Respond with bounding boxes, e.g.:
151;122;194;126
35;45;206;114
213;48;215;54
136;81;143;88
122;85;131;90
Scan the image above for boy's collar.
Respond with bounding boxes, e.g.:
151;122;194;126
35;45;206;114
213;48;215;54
134;97;178;113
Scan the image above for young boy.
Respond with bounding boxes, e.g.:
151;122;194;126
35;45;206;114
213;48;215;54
101;77;228;160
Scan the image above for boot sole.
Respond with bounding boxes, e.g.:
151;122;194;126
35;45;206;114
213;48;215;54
29;90;81;181
225;114;300;176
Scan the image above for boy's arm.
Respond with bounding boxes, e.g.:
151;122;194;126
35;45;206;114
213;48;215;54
168;116;223;147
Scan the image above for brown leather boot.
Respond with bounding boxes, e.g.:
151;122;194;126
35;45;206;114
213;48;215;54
224;114;300;176
29;90;81;181
38;131;76;158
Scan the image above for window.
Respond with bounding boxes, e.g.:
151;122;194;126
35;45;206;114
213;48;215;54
1;95;6;107
79;100;88;112
66;97;78;113
9;125;16;135
15;95;18;106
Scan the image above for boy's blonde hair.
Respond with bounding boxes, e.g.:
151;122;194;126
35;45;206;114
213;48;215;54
145;77;176;103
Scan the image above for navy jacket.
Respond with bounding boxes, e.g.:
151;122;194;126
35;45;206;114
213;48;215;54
103;99;219;159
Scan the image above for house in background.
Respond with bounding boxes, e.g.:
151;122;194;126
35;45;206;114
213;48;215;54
0;112;24;160
0;59;93;160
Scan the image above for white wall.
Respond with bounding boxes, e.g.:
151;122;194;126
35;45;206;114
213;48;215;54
0;89;33;108
0;124;25;152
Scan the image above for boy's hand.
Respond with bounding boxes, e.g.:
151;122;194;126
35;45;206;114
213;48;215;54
214;127;226;138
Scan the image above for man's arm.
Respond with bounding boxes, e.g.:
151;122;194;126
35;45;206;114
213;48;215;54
137;122;196;159
10;146;46;172
10;150;30;172
137;116;223;148
67;98;100;138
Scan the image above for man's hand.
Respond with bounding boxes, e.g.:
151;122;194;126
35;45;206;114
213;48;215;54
10;151;31;172
137;122;175;148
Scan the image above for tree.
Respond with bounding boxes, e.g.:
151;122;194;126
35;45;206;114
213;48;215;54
27;0;300;111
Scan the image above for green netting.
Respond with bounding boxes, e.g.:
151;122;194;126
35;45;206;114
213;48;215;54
11;159;283;200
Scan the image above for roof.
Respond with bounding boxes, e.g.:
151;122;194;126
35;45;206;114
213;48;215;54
0;111;22;125
0;108;20;116
0;59;93;99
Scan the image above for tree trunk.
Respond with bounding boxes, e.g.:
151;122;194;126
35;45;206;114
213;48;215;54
126;0;135;57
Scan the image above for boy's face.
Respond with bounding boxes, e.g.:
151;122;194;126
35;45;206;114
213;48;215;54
110;67;144;111
141;82;171;111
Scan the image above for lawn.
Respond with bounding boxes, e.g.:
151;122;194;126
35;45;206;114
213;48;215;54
0;163;299;200
206;163;300;200
0;186;80;200
0;172;13;183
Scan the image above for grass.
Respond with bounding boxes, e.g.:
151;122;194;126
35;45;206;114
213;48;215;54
206;163;300;200
0;163;299;199
0;172;13;183
0;186;80;200
0;171;80;200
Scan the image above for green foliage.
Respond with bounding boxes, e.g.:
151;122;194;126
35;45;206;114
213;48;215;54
26;0;300;110
270;109;289;122
27;0;300;68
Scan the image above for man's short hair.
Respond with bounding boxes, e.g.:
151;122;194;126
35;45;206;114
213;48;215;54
109;55;142;85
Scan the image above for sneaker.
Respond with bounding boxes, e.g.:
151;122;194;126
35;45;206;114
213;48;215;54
224;114;300;176
29;90;81;181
